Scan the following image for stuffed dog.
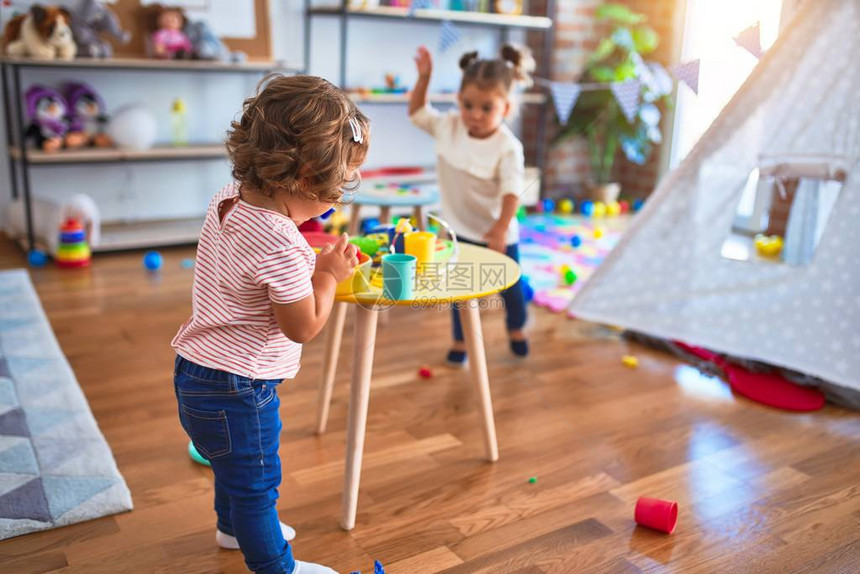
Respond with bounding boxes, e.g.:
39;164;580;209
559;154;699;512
3;4;77;61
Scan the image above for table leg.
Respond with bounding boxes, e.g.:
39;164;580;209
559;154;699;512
379;206;391;225
413;205;425;230
341;305;379;530
460;301;500;462
315;302;348;435
348;204;362;235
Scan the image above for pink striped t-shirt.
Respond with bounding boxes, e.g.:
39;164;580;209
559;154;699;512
171;183;315;379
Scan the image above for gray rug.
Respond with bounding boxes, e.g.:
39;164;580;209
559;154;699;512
0;269;132;540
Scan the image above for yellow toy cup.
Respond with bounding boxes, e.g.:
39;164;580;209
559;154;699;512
404;231;436;272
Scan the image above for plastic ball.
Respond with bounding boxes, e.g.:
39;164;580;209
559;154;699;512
542;198;555;213
622;355;639;368
516;205;527;222
592;202;607;218
571;234;583;248
28;250;49;267
107;104;157;151
559;198;574;214
607;201;621;217
580;200;594;216
521;276;534;303
633;199;645;212
143;251;163;271
563;269;577;285
619;200;630;214
593;226;605;239
418;366;433;379
181;258;195;269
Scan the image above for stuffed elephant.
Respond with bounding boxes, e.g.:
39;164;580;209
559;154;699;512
70;0;131;58
185;20;246;63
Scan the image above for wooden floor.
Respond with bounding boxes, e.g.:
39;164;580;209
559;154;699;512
0;240;858;573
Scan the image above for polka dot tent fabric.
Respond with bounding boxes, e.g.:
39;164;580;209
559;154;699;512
520;214;629;314
0;270;132;540
570;0;860;395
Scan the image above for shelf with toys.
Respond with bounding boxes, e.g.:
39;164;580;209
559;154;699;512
307;5;552;30
0;56;295;74
8;143;228;165
1;1;293;257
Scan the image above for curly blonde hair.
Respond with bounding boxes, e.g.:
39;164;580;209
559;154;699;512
226;74;370;203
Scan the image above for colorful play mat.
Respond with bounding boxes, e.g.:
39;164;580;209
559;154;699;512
519;213;631;316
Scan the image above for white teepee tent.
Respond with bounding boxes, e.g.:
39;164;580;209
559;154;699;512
570;0;860;394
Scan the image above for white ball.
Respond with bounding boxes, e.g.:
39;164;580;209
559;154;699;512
107;105;157;151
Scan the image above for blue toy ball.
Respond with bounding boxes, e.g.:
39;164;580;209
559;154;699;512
27;250;49;268
521;275;534;304
571;234;583;248
633;199;645;212
320;207;335;220
180;258;195;269
542;198;555;214
581;200;594;216
143;251;163;271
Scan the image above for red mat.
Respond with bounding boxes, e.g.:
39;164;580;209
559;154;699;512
673;342;825;412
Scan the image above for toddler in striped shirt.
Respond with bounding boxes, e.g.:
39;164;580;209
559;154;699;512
172;75;369;574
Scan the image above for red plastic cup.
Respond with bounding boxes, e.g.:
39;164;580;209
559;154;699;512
635;497;678;534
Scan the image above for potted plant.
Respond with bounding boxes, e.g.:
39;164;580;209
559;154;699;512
555;3;674;203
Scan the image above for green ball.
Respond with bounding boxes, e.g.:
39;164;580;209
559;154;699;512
516;206;527;222
529;476;537;484
564;269;578;285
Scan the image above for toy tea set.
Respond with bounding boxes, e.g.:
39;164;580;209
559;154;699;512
307;215;459;302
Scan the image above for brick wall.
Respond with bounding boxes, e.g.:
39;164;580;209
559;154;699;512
526;0;679;201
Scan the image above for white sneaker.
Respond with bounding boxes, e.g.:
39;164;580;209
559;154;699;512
215;521;297;549
291;561;338;574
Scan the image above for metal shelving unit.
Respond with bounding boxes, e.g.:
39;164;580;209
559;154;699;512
0;57;298;252
303;1;556;189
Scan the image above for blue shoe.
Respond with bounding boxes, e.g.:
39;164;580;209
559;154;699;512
510;339;529;357
446;349;467;368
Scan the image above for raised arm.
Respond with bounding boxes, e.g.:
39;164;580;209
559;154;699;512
410;46;433;116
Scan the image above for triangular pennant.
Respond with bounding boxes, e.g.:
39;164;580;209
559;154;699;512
671;59;700;94
42;475;116;521
438;20;462;54
408;0;431;17
550;82;581;125
0;477;51;522
734;22;763;59
646;61;674;95
610;79;641;122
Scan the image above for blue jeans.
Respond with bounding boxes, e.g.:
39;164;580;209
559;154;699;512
173;356;295;574
451;237;528;342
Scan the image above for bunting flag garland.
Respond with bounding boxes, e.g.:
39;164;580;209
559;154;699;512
610;78;641;122
438;20;462;54
408;0;431;17
670;59;700;94
549;82;582;125
734;22;764;59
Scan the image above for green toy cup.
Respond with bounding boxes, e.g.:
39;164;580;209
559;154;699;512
382;253;416;300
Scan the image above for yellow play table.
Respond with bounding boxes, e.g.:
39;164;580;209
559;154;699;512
314;243;521;530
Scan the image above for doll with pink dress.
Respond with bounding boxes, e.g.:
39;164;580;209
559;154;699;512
149;5;192;59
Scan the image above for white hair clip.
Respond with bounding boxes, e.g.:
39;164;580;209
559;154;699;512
348;117;363;143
